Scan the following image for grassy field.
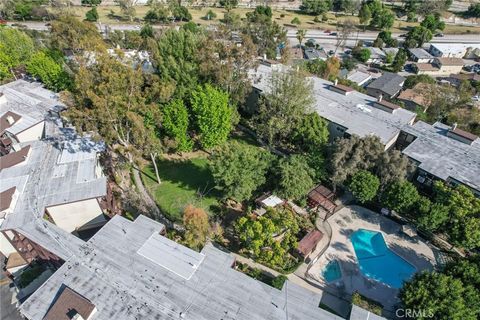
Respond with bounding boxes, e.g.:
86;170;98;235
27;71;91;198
141;155;221;222
53;5;480;34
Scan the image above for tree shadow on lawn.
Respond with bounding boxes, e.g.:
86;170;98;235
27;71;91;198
144;157;222;198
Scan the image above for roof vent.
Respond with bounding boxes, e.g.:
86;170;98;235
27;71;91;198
6;115;15;125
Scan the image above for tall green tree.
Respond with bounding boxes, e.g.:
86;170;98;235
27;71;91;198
276;155;315;201
197;30;258;107
65;53;147;161
348;170;380;204
0;27;35;79
400;271;477;320
381;181;419;214
404;26;432;48
433;182;480;249
209;141;273;202
191;84;232;149
155;28;200;98
420;13;445;33
85;7;99;21
162;99;193;152
26;51;70;91
50;15;105;54
358;3;371;30
254;70;314;148
293;112;329;152
300;0;333;15
391;48;407;72
243;8;286;59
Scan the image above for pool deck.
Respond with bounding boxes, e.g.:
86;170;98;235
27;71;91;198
307;206;438;313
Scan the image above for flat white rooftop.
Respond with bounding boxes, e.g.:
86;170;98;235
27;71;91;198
137;232;205;280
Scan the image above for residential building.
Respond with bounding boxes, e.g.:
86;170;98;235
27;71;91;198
414;57;464;76
250;64;416;150
442;73;480;87
304;47;328;61
382;47;399;58
18;214;345;320
408;48;434;63
347;70;372;87
366;72;406;98
366;47;386;64
429;43;480;58
397;121;480;197
397;83;429;112
0;80;114;271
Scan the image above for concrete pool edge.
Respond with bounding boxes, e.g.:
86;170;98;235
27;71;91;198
350;228;417;289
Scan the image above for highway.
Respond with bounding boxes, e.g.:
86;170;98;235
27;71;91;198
7;21;480;46
285;28;480;46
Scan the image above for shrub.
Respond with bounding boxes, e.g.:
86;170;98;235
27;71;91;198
291;17;301;25
272;275;288;289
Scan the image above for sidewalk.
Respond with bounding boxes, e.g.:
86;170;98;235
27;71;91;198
231;252;280;277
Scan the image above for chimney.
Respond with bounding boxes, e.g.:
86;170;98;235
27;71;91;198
452;122;457;130
334;79;338;86
378;94;383;102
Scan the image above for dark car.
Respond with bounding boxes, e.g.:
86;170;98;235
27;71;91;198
399;34;407;38
330;32;337;36
435;33;444;37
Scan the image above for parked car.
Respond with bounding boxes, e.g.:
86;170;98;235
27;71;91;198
330;32;337;36
435;33;444;37
472;95;480;102
399;34;407;38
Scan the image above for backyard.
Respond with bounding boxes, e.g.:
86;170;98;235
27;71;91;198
141;154;221;222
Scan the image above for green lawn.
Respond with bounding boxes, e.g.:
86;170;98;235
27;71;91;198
141;155;221;222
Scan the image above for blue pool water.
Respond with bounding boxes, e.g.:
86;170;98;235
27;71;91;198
322;260;342;282
350;229;416;288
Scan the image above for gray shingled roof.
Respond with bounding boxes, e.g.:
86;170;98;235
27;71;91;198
401;121;480;192
20;215;344;320
408;48;434;60
250;65;416;146
366;72;405;97
0;80;106;261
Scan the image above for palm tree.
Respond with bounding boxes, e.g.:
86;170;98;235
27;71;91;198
296;29;307;49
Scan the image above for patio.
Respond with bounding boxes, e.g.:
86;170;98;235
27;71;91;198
307;206;438;313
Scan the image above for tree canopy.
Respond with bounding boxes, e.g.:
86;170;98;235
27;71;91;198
381;180;419;214
348;170;380;204
254;70;315;148
209;141;273;202
400;271;478;320
183;205;210;251
276;155;315;202
191;84;233;149
235;207;300;268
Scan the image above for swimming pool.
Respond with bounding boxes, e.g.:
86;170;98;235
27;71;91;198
322;260;342;282
350;229;416;288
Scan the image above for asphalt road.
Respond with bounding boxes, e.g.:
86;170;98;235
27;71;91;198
7;21;480;45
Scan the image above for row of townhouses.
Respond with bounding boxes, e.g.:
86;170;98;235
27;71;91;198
0;80;383;320
250;61;480;197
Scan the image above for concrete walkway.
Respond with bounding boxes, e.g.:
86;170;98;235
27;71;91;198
231;253;280;277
